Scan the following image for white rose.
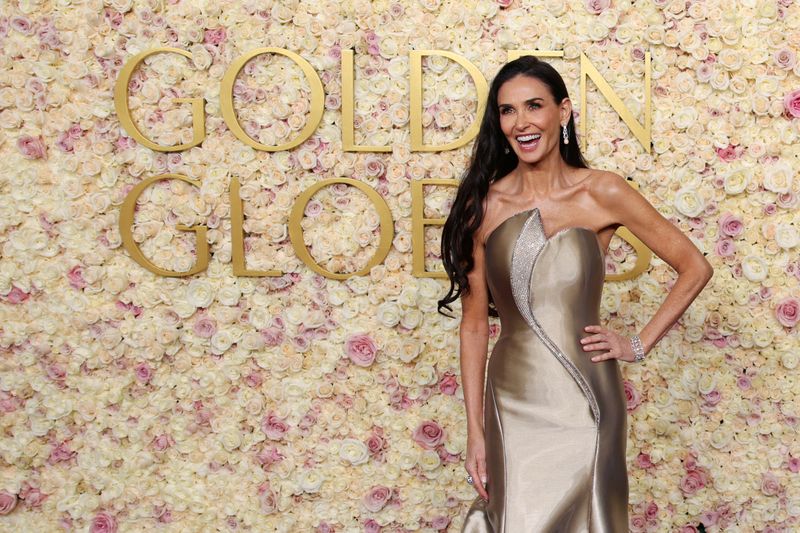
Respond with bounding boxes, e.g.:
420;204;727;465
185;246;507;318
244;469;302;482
413;364;437;386
400;309;422;329
377;301;401;327
763;161;793;193
219;430;242;451
298;469;324;493
217;285;241;305
781;351;798;370
338;438;369;465
723;167;750;195
775;224;799;249
210;330;235;354
673;187;704;218
697;373;716;395
185;279;215;308
190;44;212;70
741;255;768;282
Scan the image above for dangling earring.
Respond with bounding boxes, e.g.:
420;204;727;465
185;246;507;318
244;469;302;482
562;124;569;145
504;146;510;154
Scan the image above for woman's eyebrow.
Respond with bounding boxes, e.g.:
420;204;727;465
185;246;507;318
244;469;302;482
498;97;545;107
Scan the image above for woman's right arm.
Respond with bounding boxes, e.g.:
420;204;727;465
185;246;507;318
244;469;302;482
459;232;490;436
459;230;491;500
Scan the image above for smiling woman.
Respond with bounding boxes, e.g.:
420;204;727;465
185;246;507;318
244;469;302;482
438;56;713;532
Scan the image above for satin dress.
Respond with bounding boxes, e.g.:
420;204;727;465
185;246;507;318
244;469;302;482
461;207;628;532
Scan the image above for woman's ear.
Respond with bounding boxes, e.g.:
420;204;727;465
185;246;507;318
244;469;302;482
560;98;572;125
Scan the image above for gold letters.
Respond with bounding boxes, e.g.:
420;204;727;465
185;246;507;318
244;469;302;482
115;48;653;280
113;48;206;151
230;178;282;277
220;48;324;151
341;50;392;152
119;174;209;276
409;51;488;152
288;178;394;279
411;179;457;278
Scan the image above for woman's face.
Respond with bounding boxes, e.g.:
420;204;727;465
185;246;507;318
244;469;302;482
497;74;571;163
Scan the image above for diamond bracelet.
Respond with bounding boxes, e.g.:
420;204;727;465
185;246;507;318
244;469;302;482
630;334;645;363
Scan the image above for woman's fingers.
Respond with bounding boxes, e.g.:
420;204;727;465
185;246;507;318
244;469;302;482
477;457;489;501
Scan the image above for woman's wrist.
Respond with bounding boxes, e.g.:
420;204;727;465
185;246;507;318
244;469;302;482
630;334;646;363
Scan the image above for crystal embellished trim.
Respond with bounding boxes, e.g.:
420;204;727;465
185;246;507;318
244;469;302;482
509;209;600;425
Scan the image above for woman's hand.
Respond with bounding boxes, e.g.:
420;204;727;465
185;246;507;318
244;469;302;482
580;324;641;363
465;432;489;501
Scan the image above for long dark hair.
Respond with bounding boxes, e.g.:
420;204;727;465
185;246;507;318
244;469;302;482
437;56;588;318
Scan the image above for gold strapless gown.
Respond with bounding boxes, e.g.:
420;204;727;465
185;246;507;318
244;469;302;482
461;207;628;532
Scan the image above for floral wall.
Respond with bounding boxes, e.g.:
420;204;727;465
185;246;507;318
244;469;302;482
1;0;799;531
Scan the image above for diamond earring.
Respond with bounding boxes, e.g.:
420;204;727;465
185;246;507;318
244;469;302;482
504;146;510;154
562;124;569;145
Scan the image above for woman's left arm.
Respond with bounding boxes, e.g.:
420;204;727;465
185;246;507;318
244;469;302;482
581;172;715;363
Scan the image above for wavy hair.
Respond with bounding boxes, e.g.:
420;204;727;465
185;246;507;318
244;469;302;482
437;56;589;318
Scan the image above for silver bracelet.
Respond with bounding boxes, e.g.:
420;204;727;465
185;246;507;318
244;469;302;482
630;334;645;363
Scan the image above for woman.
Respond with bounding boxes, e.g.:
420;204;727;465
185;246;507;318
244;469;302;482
438;56;713;531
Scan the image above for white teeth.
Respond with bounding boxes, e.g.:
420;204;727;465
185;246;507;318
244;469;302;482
516;134;541;142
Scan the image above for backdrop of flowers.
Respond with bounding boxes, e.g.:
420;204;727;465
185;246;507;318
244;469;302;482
1;0;799;531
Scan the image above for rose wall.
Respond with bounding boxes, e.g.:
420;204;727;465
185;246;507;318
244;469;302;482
1;0;800;531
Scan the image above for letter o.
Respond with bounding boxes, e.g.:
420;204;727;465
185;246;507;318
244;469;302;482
289;178;394;279
220;48;324;151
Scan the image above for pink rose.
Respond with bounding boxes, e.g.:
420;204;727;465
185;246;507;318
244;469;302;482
718;213;744;237
260;327;284;346
261;412;289;440
775;297;799;328
193;316;217;338
89;512;117;533
430;516;451;530
152;434;174;452
204;27;226;45
584;0;610;14
715;144;741;161
364;518;381;533
784;89;800;118
714;238;735;257
345;333;378;367
5;286;30;304
362;485;392;512
645;501;658;520
438;372;458;395
244;372;263;387
636;453;654;469
255;446;284;468
154;504;172;523
48;441;75;464
788;456;800;473
67;265;87;289
679;526;699;533
761;472;781;496
134;363;153;384
680;470;706;495
316;522;334;533
774;49;797;70
0;491;17;515
497;0;513;7
259;486;278;514
412;420;444;449
365;434;386;456
702;390;721;406
623;380;642;412
629;513;647;533
737;375;752;390
19;485;46;508
17;135;47;159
